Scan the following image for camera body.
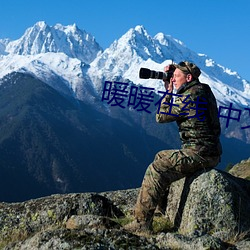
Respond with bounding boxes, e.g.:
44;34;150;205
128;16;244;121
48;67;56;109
139;65;176;82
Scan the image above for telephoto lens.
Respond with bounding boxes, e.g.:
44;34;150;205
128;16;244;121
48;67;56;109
139;65;176;82
139;68;167;80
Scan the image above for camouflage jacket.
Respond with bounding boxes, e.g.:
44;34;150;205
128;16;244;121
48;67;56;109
156;80;222;157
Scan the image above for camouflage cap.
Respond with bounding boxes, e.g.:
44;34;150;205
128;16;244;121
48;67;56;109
176;61;201;79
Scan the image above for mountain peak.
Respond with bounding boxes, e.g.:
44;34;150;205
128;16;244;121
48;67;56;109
54;23;79;33
111;25;162;60
154;32;185;48
5;21;102;64
134;25;147;34
34;21;48;29
125;25;150;41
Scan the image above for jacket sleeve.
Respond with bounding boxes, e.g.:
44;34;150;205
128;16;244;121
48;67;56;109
156;94;188;123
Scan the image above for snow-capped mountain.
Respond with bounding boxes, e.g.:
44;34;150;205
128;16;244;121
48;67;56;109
0;22;250;109
0;22;102;102
0;39;9;55
1;22;250;200
4;21;102;64
89;25;250;107
0;53;98;102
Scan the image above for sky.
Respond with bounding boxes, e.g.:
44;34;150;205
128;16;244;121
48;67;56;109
0;0;250;81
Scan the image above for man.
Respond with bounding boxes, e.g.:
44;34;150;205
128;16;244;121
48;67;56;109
124;61;222;233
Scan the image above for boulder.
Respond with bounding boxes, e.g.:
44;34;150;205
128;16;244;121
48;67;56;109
165;169;250;241
0;193;124;248
1;169;250;249
229;158;250;180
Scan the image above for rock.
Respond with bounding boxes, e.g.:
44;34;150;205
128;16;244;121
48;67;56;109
101;188;140;215
165;169;250;241
3;228;161;250
229;157;250;180
235;240;250;250
65;214;120;230
0;193;124;248
156;232;228;250
1;168;250;249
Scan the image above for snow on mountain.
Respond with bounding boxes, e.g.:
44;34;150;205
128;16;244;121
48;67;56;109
0;39;9;55
0;22;249;108
5;21;102;64
88;25;250;107
0;52;98;102
0;22;104;103
88;25;167;92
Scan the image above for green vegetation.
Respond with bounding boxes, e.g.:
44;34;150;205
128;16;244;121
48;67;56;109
113;214;174;234
152;216;174;234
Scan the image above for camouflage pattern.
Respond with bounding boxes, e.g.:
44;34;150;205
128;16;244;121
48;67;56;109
156;79;222;157
134;149;220;222
134;79;222;224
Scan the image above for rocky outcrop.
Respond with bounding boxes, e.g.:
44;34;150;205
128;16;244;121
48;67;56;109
1;169;250;249
165;169;250;240
229;158;250;180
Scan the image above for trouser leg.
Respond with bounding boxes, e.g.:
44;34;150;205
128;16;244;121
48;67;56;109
134;149;220;223
134;150;185;222
155;186;169;215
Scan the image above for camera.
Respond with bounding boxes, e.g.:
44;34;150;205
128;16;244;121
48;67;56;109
139;65;176;82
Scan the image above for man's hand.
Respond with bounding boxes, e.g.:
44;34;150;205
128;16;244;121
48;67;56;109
163;65;174;92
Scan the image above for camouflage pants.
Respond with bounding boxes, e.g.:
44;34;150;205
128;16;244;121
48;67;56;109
134;149;220;222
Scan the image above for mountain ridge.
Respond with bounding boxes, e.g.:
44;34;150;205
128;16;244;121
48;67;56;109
4;21;102;64
1;22;249;106
0;72;172;202
0;22;249;201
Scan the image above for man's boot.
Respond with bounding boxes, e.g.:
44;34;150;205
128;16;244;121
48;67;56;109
124;205;154;234
123;217;153;234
